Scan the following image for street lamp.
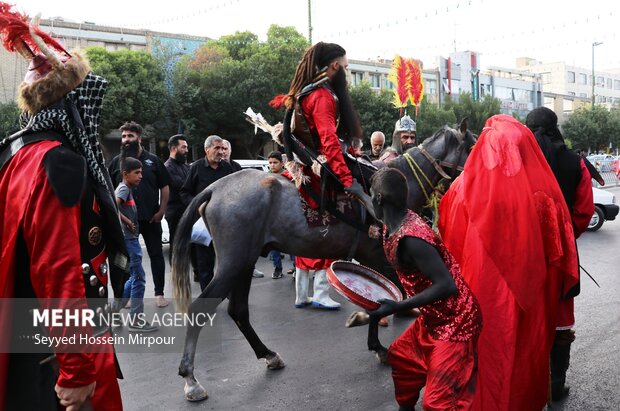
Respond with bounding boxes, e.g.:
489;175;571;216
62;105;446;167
592;41;603;107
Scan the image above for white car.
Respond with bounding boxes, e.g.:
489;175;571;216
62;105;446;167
236;159;269;171
589;187;619;231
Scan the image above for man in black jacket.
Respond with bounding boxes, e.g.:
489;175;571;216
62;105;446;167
181;135;234;290
164;134;189;263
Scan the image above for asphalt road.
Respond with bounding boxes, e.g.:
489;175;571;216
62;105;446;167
118;187;620;410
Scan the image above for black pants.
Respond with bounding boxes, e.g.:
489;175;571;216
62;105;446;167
166;214;181;265
194;243;215;291
138;220;165;296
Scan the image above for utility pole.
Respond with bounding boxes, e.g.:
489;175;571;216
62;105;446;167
308;0;313;44
592;41;603;108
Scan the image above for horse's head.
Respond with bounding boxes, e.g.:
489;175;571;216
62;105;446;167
406;120;476;180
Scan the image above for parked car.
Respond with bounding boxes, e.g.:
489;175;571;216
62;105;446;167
588;187;619;231
236;159;269;171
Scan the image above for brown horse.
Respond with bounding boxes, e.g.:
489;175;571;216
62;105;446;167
172;124;476;401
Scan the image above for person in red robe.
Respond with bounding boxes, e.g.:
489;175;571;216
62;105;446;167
526;107;594;400
367;167;482;410
0;6;127;410
278;42;363;208
438;114;580;410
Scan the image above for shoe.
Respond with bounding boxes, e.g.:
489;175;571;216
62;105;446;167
295;268;312;308
252;269;264;278
311;269;341;310
128;319;158;333
122;300;131;310
286;268;295;275
156;295;169;307
378;317;389;327
272;268;283;279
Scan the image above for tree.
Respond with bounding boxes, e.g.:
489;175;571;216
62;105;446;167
415;99;457;139
170;25;309;158
443;93;501;135
85;47;168;137
563;105;620;152
349;82;399;146
0;101;20;138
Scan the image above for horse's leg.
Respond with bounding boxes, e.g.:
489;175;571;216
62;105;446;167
227;267;285;370
367;316;389;364
178;279;233;401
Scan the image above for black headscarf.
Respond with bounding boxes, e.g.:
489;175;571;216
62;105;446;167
525;107;565;171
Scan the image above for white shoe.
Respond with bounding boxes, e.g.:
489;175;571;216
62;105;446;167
156;295;169;308
252;268;264;278
294;268;312;308
311;269;340;310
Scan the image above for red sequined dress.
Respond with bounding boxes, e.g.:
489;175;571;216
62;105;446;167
383;210;482;409
383;210;481;342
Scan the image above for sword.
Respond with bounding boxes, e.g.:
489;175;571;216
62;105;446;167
579;264;601;288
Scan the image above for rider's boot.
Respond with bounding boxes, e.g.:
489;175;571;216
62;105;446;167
294;268;312;308
311;269;340;310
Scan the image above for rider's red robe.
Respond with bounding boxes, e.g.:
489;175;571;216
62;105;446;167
0;140;122;410
438;115;579;411
291;86;353;208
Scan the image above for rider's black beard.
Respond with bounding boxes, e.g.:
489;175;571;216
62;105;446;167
121;141;140;159
331;66;362;145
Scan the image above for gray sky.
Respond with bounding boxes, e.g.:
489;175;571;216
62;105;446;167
15;0;620;71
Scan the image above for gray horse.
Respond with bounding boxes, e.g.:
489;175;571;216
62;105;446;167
172;124;476;401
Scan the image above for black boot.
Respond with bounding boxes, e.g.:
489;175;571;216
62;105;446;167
550;329;575;401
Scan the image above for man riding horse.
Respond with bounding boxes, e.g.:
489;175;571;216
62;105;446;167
277;42;366;207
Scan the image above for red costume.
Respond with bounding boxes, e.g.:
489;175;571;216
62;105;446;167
383;210;482;409
295;256;334;271
438;115;580;410
1;141;123;410
290;85;353;208
0;7;126;409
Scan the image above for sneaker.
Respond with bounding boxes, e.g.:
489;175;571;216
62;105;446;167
286;268;295;275
272;268;283;279
128;319;158;333
155;295;169;308
252;268;264;278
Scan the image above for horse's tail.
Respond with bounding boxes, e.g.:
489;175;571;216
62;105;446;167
172;188;213;313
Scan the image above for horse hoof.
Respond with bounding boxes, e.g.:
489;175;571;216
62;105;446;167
184;380;208;402
375;350;389;365
345;311;369;328
265;353;285;370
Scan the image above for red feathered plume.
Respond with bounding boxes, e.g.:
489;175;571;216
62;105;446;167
388;55;409;108
269;94;288;110
0;2;68;58
405;58;424;116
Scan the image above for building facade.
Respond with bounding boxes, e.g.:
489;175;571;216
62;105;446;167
0;18;209;105
517;57;620;121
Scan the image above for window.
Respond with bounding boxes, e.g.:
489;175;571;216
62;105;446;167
351;72;364;86
578;73;587;85
369;73;380;88
597;76;604;87
615;80;620;90
579;93;587;98
425;79;437;96
383;76;394;90
607;78;613;89
567;71;575;83
568;91;575;96
542;72;552;84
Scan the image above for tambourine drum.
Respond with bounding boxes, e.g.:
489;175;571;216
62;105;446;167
327;260;403;311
